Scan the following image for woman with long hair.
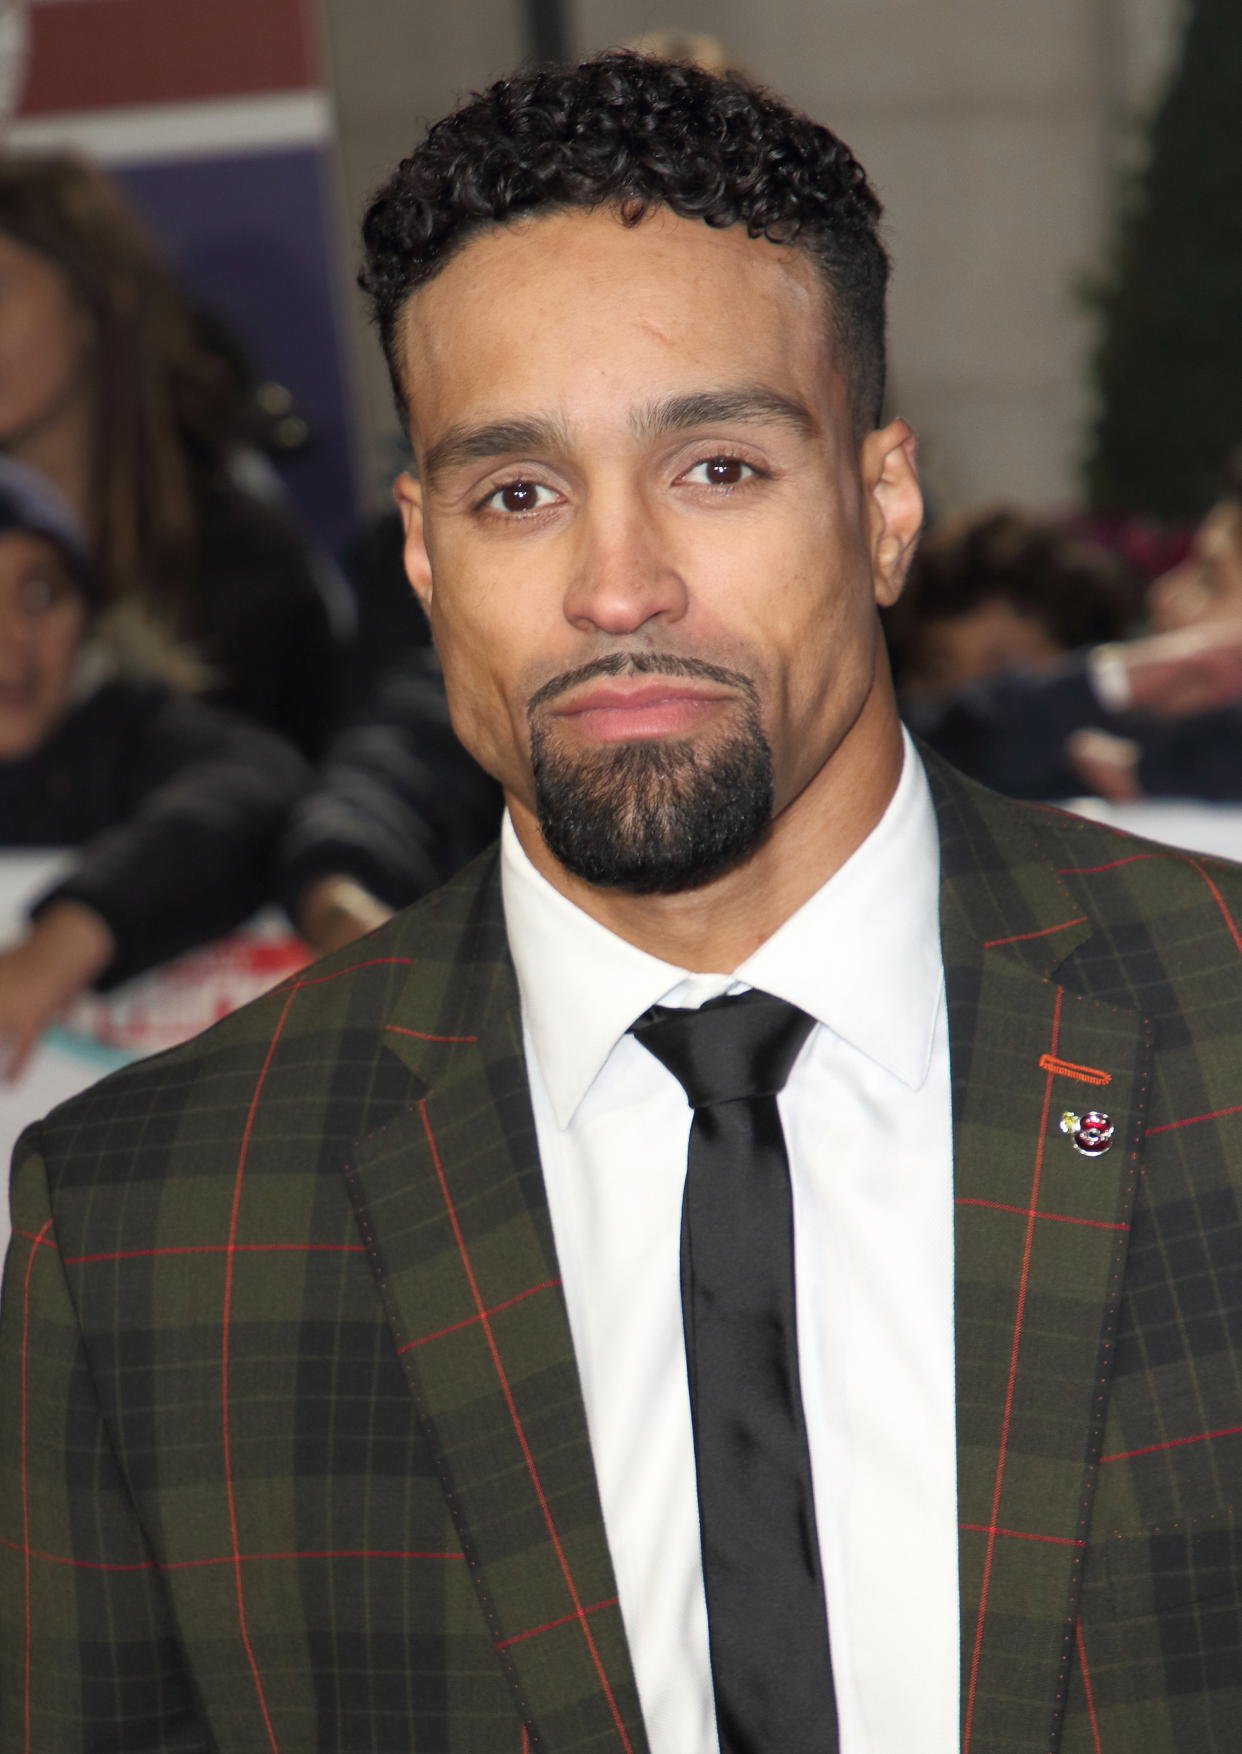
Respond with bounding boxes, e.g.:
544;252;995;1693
0;150;337;756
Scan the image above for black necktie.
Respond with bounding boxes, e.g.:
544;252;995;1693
630;989;839;1754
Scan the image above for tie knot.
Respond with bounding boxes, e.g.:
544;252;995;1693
629;988;815;1108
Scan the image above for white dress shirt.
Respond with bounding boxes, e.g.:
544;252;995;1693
501;732;957;1754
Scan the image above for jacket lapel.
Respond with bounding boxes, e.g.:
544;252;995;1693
344;860;647;1754
930;760;1152;1753
344;764;1154;1754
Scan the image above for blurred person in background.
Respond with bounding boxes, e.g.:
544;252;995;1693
626;29;734;73
887;507;1134;706
0;150;339;757
1070;450;1242;799
891;493;1242;798
0;457;309;1077
1146;449;1242;633
280;647;501;952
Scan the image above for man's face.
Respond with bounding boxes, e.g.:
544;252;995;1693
0;529;85;759
395;206;919;891
1147;500;1242;634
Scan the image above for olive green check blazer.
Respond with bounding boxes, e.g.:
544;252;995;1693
4;752;1242;1753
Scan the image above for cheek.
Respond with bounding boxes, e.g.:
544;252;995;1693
23;295;82;381
770;570;883;737
428;601;534;784
39;608;85;693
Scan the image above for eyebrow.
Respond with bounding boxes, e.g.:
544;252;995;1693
421;384;818;487
633;386;818;442
423;416;572;485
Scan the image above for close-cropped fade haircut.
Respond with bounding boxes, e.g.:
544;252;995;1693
360;51;890;440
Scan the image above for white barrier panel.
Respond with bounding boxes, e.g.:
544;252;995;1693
1063;798;1242;863
1;854;311;1276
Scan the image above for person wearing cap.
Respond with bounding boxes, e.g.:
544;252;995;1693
0;457;310;1077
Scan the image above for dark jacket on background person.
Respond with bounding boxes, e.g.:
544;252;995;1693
910;660;1242;801
1;670;311;986
1130;706;1242;800
191;483;341;763
905;663;1096;797
279;650;502;918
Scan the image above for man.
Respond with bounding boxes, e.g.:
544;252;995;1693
3;52;1241;1754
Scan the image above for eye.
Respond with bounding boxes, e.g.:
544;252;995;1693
681;456;758;488
19;571;74;614
482;478;559;515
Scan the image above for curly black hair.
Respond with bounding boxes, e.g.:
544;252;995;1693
360;51;889;435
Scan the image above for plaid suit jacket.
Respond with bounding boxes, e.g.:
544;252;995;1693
4;751;1242;1753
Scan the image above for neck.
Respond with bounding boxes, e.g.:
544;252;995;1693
510;686;907;973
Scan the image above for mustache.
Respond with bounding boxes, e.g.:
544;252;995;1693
527;652;759;716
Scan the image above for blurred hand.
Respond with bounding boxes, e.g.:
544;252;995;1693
1066;728;1143;803
296;874;395;955
0;900;113;1081
1121;622;1242;717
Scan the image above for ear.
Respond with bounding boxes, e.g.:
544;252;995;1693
860;418;923;608
392;471;433;614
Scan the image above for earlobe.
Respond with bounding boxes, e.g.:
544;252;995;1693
393;471;433;613
863;419;923;608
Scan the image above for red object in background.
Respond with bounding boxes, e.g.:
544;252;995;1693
20;0;318;115
1074;514;1196;587
62;927;313;1059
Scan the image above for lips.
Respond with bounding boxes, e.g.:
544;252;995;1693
550;679;731;742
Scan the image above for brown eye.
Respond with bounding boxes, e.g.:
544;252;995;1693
497;480;545;513
19;571;73;614
685;456;755;488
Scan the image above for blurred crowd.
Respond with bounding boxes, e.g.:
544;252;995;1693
0;149;500;1078
887;465;1242;803
1;141;1239;1078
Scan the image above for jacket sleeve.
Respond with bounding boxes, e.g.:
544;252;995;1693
0;1130;211;1751
906;660;1107;798
278;655;502;916
1134;707;1242;800
32;689;312;988
193;484;342;763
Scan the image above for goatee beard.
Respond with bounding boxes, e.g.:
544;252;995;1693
528;654;774;895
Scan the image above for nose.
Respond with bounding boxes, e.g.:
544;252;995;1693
562;499;689;636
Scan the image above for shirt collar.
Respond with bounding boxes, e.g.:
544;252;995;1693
501;728;943;1129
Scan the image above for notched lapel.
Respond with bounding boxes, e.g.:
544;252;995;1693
951;955;1151;1753
931;760;1155;1751
347;930;647;1754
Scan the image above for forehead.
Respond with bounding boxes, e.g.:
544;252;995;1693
0;228;66;284
395;206;845;444
0;527;76;578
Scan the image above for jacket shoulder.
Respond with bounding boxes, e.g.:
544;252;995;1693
927;743;1242;901
926;749;1242;1018
33;846;504;1168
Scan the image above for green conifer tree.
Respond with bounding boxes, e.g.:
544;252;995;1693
1085;0;1242;518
